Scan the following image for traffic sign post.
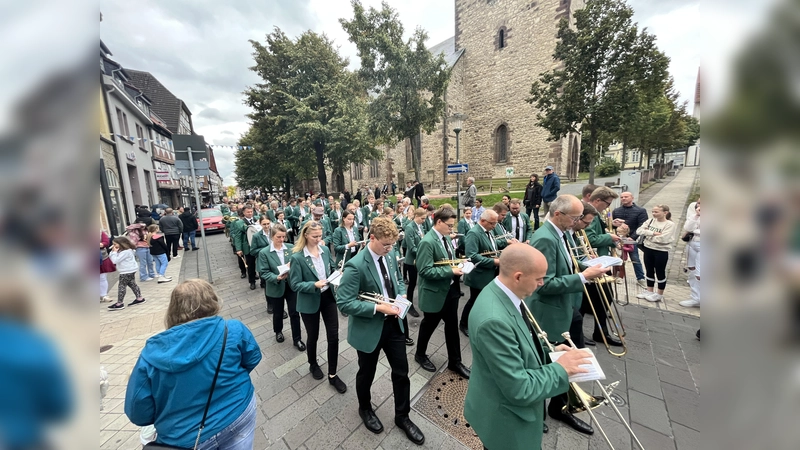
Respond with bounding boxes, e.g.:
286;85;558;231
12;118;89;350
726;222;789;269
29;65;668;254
446;164;469;174
505;167;514;190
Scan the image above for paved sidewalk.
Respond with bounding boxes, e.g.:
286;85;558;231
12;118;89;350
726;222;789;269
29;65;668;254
100;229;699;450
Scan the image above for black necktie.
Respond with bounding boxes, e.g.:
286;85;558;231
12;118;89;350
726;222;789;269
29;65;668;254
487;231;496;251
563;233;575;268
515;216;521;240
378;256;396;298
442;236;453;260
519;305;546;361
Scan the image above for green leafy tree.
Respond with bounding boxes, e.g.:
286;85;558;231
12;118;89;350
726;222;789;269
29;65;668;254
341;0;450;182
242;28;379;196
527;0;669;184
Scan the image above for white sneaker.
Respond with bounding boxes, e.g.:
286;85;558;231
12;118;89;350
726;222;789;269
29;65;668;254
616;278;624;285
158;276;173;283
679;299;700;308
636;291;652;299
645;292;663;302
100;296;113;303
174;254;181;258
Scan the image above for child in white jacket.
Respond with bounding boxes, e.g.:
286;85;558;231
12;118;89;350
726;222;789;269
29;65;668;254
108;236;146;311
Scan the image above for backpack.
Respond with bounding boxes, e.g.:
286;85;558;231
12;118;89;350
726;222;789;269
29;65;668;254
125;223;147;247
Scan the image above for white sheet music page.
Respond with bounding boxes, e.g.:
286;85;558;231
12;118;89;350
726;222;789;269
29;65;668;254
549;349;606;383
582;256;623;268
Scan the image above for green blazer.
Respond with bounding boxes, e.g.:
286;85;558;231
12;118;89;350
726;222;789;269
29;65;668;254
584;214;614;257
230;217;255;254
493;223;511;249
457;217;476;256
415;230;457;313
328;208;343;229
525;221;585;340
422;216;433;234
360;205;374;228
266;209;279;223
464;281;569;450
332;226;362;266
403;221;424;265
464;225;498;289
336;248;406;353
249;230;270;257
288;245;334;314
256;243;293;298
300;216;333;242
503;212;533;243
324;200;332;216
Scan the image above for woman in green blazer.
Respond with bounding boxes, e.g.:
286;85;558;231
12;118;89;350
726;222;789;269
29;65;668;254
456;208;476;256
331;210;363;267
257;224;304;351
289;221;347;394
328;201;343;229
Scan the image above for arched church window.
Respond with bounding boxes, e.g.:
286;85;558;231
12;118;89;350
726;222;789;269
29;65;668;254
495;125;508;163
499;29;506;49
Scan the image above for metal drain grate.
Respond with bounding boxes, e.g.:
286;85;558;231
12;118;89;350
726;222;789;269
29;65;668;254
412;370;483;449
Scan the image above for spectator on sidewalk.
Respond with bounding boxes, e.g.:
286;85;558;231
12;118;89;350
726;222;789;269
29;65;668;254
471;198;485;224
523;173;543;228
179;206;200;251
540;165;561;217
125;279;262;449
158;208;183;259
461;177;477;211
100;231;114;303
612;191;649;286
636;205;676;303
680;199;701;308
414;180;425;207
147;225;172;284
107;237;146;311
134;206;155;226
125;223;155;282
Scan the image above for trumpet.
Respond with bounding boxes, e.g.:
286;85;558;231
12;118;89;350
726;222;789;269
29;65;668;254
494;231;515;242
479;250;502;257
357;292;412;318
568;230;628;357
434;258;470;268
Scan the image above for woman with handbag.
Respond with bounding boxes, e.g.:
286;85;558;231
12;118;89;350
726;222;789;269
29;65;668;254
125;279;262;449
100;231;115;303
635;205;676;303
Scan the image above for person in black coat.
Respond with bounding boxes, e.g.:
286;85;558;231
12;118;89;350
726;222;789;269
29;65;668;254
523;174;543;229
413;181;425;207
134;207;155;226
178;208;200;251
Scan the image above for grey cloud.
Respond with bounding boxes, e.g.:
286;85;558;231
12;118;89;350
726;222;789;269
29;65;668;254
198;107;226;122
221;130;234;135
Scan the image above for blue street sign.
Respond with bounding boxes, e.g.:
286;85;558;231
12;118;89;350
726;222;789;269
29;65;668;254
446;163;469;174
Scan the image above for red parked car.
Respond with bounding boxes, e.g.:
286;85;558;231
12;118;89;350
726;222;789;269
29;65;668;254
199;209;225;234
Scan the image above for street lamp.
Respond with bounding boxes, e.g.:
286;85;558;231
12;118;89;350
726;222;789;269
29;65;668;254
451;112;467;221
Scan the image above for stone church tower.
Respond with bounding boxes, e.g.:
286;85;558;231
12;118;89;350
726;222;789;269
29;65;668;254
337;0;584;194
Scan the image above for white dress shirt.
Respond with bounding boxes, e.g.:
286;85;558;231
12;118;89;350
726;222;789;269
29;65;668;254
303;246;327;280
547;219;587;284
270;241;285;265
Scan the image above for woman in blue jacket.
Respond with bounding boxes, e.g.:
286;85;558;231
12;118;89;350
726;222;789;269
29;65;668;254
125;279;262;449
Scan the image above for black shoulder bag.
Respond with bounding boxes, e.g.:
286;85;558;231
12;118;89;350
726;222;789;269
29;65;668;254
144;324;228;450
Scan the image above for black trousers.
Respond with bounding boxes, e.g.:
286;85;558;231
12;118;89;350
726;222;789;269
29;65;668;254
549;307;584;416
356;319;411;417
415;279;462;364
165;234;181;257
300;289;340;374
244;254;257;283
642;245;669;290
581;284;610;335
460;286;482;329
269;286;301;341
237;252;247;275
404;264;418;304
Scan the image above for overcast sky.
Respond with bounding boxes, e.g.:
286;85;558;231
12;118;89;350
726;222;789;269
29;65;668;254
100;0;702;186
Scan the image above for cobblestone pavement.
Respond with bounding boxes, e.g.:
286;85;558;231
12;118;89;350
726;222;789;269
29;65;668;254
100;171;700;449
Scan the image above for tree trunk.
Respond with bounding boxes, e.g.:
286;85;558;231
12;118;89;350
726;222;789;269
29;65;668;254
587;127;597;184
314;141;327;196
284;175;292;198
333;168;345;193
409;135;421;183
621;137;628;168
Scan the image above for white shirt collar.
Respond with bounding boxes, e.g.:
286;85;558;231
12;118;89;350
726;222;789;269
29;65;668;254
494;278;523;313
269;241;283;253
303;245;324;258
547;219;564;238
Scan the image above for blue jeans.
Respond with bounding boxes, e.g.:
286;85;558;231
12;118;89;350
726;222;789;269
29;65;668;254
153;254;169;276
135;247;155;280
629;243;645;280
197;394;256;450
183;230;197;249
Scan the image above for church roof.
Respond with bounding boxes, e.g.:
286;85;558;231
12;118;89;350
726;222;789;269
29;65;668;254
428;36;463;68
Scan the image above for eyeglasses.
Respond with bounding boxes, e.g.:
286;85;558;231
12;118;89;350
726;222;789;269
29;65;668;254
580;219;593;225
444;222;455;228
558;212;584;223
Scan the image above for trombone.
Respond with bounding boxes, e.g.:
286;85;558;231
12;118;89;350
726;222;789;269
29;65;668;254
518;300;640;449
479;250;501;257
567;231;628;357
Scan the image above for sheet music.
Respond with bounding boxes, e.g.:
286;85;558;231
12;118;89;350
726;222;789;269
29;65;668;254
549;349;606;383
277;263;290;276
582;256;623;268
391;296;412;320
323;270;342;292
461;260;475;274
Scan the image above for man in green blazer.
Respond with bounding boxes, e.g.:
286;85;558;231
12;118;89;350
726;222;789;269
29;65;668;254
265;200;280;223
492;202;517;249
360;195;375;232
301;207;332;245
231;205;258;290
414;207;470;379
504;198;533;244
256;224;304;351
584;186;621;257
460;209;500;337
464;243;591;450
525;194;608;435
336;217;425;445
402;208;427;318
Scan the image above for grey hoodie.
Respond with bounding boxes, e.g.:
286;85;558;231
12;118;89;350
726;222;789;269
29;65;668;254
158;214;183;235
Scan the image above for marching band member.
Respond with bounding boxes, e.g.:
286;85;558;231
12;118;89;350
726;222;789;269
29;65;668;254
231;205;258;290
332;210;363;267
504;198;533;245
413;207;470;379
336;217;425;445
403;208;427;320
459;209;501;337
289;221;347;394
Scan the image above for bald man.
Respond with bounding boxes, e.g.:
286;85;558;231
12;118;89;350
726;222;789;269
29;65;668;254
464;244;591;450
526;194;608;435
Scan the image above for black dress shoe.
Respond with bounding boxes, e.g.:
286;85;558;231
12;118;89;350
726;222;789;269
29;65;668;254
584;337;596;346
459;324;469;337
249;283;256;290
240;273;247;279
414;354;436;372
448;362;471;379
549;409;594;435
408;306;420;318
395;416;425;445
283;311;288;319
309;364;324;380
329;375;347;394
276;332;285;343
592;332;623;347
405;338;414;346
267;304;274;314
359;408;383;434
543;422;549;433
294;340;306;351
